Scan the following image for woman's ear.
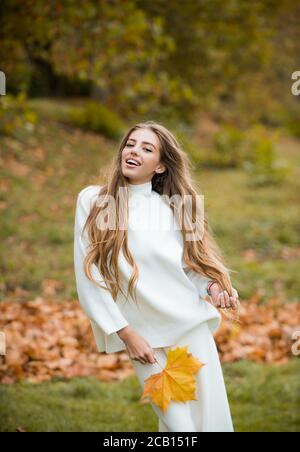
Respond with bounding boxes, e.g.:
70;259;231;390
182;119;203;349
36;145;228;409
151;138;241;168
155;165;166;174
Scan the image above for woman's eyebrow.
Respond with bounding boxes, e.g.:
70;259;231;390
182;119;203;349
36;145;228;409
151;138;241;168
127;138;156;150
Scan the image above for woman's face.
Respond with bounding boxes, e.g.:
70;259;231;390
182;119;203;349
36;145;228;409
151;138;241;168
121;128;166;184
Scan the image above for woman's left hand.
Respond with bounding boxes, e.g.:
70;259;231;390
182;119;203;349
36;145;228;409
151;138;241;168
209;283;239;309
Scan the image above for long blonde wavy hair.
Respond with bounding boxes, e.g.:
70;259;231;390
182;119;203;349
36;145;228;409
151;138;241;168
82;120;237;307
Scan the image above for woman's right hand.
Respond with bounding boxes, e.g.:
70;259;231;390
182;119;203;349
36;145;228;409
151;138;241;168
117;326;157;365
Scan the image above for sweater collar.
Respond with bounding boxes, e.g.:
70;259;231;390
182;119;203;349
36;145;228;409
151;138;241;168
127;180;152;197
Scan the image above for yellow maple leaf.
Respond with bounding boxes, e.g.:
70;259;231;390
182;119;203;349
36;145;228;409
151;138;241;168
140;345;205;413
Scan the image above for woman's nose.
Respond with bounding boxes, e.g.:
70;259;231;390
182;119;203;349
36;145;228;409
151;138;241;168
131;149;140;156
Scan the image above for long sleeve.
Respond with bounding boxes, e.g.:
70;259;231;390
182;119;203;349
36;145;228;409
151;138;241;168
73;185;129;336
182;262;213;299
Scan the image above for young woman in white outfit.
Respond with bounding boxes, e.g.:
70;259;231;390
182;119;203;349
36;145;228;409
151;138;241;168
74;121;239;432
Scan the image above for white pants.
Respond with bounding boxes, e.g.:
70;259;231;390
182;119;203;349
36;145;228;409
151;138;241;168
130;321;234;432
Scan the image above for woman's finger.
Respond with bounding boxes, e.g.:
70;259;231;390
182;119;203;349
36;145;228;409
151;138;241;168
224;291;231;308
229;296;236;308
213;294;221;308
224;291;230;308
232;296;240;309
220;291;226;309
232;288;239;298
146;353;156;364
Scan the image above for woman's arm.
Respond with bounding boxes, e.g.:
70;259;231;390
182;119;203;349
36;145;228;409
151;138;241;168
182;263;214;299
183;262;239;308
74;186;129;336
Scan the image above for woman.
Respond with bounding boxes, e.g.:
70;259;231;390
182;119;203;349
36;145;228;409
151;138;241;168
73;120;239;432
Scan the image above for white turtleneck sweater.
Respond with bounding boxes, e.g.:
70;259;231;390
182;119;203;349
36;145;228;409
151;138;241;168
74;180;221;353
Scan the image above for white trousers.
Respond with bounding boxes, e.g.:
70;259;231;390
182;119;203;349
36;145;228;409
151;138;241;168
130;321;234;432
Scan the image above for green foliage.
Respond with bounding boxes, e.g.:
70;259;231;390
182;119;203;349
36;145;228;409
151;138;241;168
282;106;300;138
1;0;299;123
68;101;126;139
242;125;291;186
0;0;178;119
185;123;291;187
27;98;72;122
175;130;207;170
182;124;252;170
211;124;247;168
184;124;252;170
0;92;38;137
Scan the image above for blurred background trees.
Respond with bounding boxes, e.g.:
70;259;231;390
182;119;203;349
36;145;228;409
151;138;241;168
1;0;299;126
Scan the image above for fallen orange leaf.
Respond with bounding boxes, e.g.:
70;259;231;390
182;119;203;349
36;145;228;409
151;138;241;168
140;345;205;413
0;295;299;384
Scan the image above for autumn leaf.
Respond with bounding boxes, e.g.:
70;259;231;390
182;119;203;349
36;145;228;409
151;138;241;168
140;345;205;413
0;295;299;384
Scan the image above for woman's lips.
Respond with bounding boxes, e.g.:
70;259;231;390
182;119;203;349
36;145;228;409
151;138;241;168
125;161;140;168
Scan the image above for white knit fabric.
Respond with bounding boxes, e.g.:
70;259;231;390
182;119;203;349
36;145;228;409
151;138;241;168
131;321;234;432
73;181;221;353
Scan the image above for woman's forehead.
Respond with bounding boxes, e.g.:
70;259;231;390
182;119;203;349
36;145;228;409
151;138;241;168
128;129;159;149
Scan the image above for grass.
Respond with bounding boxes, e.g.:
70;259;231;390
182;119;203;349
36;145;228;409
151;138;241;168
1;104;300;302
0;98;299;432
0;113;115;300
0;359;299;432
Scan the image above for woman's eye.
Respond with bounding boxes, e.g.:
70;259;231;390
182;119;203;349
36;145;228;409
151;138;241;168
126;144;152;152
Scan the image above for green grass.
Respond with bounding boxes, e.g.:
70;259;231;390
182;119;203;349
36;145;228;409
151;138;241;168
1;105;300;301
0;359;299;432
0;99;299;432
0;112;116;300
